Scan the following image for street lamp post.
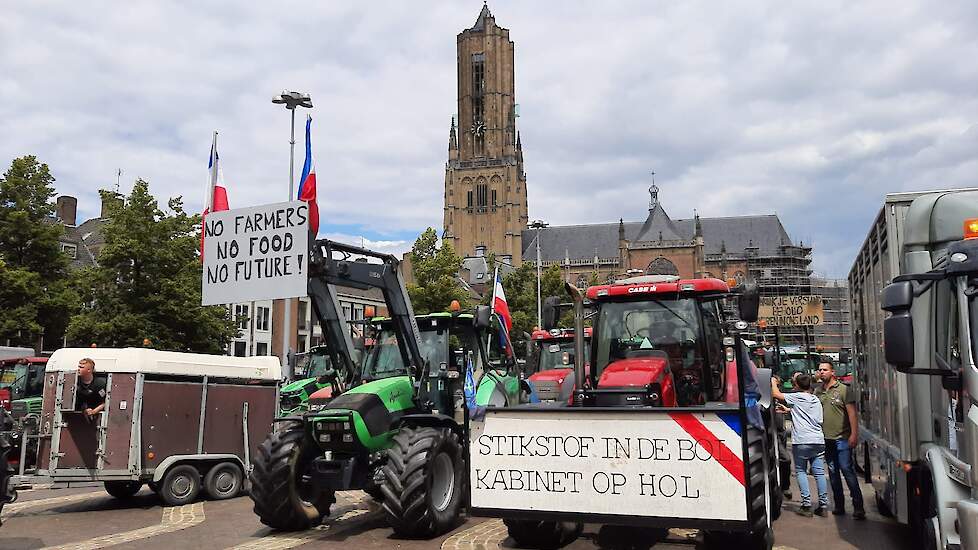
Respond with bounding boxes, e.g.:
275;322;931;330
272;91;313;374
529;220;548;327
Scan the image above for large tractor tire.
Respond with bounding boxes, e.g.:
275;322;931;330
504;518;583;549
381;425;463;538
249;421;335;531
703;425;775;550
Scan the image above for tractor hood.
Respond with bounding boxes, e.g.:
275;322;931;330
529;368;573;383
598;357;669;388
281;376;316;394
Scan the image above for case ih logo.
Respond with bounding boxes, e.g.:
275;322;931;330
627;285;657;293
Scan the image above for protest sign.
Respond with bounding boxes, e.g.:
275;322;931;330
758;295;824;327
201;201;309;305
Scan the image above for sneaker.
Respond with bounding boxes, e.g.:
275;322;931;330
832;508;845;516
853;509;866;520
795;505;814;517
814;506;826;517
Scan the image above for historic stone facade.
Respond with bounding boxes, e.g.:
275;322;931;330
441;5;528;265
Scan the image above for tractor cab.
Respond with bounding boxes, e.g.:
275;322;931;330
0;357;47;416
526;328;591;403
585;275;730;407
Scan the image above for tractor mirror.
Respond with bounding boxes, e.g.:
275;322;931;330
839;350;850;364
738;281;760;323
474;305;492;329
541;296;561;330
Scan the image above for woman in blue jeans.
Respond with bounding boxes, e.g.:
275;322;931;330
772;373;829;516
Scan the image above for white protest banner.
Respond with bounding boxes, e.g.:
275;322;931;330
201;201;309;305
469;409;748;521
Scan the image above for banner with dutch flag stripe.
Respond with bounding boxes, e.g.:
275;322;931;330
200;131;229;259
298;115;320;235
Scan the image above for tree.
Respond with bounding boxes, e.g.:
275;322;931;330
67;180;238;353
484;263;568;359
407;228;469;314
0;156;78;349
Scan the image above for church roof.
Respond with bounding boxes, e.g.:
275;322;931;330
472;4;493;31
521;214;796;263
634;202;686;243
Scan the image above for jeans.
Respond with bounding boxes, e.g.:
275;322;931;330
791;443;828;507
824;438;865;512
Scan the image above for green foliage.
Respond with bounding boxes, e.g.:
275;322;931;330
485;263;569;358
0;156;78;349
406;228;469;314
67;180;238;353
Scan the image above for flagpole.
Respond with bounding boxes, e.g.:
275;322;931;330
207;131;218;212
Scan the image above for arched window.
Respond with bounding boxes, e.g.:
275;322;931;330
477;183;488;207
646;257;679;276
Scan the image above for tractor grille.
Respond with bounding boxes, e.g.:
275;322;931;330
11;401;28;420
534;380;562;401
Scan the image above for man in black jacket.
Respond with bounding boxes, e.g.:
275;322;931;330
76;358;106;419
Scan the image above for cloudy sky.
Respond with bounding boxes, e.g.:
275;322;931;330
3;1;976;277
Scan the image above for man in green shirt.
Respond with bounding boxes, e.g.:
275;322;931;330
816;361;865;519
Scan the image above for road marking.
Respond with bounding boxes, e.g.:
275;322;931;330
228;491;377;550
3;491;106;517
40;502;205;550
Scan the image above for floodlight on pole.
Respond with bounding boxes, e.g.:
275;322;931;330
529;220;549;327
272;90;313;376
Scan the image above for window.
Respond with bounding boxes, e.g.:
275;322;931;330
477;183;488;207
467;190;473;208
646;257;679;276
235;305;250;330
471;54;485;156
297;301;307;330
60;243;77;259
491;189;497;206
233;341;247;357
256;342;268;356
256;306;270;331
471;53;485;95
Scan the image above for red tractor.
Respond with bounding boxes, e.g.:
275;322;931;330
525;327;591;403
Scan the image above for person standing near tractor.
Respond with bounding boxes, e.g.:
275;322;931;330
771;373;828;516
816;360;865;519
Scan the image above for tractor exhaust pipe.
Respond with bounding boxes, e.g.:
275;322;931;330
565;282;586;406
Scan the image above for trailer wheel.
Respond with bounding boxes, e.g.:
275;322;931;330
504;518;583;549
159;465;201;506
204;462;243;500
249;420;334;530
104;481;142;499
703;426;774;550
381;425;463;538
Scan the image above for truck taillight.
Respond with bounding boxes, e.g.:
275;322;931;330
0;388;10;411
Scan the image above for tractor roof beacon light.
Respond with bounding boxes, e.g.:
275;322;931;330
965;218;978;240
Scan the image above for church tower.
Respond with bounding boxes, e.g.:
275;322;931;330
442;5;528;265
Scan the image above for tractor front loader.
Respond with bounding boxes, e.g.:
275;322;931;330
249;240;492;537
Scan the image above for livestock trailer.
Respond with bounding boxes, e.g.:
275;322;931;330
11;347;280;505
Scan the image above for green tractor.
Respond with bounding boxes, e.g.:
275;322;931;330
249;240;521;536
279;346;351;416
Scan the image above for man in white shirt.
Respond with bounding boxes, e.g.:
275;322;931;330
771;373;828;517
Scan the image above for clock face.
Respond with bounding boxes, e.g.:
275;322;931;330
470;120;486;136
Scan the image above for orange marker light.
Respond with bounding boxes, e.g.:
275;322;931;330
964;218;978;240
449;300;461;312
147;451;156;460
726;278;738;288
364;306;376;318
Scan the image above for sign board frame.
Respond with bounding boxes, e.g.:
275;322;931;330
467;406;754;532
758;295;824;327
201;201;310;306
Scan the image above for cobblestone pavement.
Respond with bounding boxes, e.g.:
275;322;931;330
0;478;913;550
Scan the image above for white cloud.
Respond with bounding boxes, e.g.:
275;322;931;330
3;1;977;277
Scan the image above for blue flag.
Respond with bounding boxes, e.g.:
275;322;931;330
463;355;477;411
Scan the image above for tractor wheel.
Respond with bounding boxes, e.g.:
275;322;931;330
381;425;463;538
249;420;335;530
504;518;583;549
703;426;774;550
104;481;142;499
204;462;243;500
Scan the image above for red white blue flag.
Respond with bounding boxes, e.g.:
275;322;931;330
200;132;229;258
298;115;320;235
492;268;513;357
